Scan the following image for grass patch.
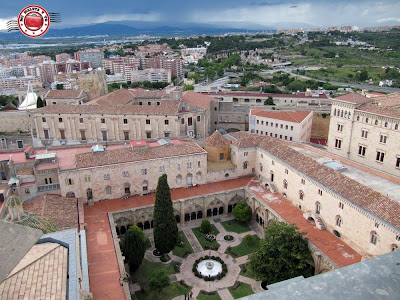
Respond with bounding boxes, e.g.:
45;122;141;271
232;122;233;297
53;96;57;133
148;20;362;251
192;224;220;250
220;220;251;234
132;259;176;284
225;235;261;258
239;263;257;280
228;282;254;299
172;231;193;258
135;282;191;300
197;292;221;300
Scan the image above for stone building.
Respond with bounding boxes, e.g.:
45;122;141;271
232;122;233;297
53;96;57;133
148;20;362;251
44;89;88;106
250;109;313;142
204;130;231;162
327;92;400;177
77;69;108;100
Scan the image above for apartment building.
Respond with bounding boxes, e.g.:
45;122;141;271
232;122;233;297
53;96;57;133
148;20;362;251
131;68;171;83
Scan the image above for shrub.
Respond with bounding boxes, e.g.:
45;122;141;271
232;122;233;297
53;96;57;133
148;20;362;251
243;234;255;246
201;220;211;234
233;202;252;222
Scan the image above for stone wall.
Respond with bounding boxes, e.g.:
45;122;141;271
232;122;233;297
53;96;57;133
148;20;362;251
0;111;31;133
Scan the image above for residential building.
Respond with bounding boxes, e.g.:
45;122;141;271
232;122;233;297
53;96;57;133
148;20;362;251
74;49;104;69
250;109;313;142
131;68;171;83
44;90;88;106
149;56;183;77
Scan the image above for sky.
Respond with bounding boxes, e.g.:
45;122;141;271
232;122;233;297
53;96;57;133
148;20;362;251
1;0;400;30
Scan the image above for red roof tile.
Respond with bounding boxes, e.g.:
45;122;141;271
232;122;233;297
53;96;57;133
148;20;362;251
204;91;329;99
204;130;231;147
251;109;312;123
183;91;218;110
45;89;85;99
85;89;135;105
334;93;371;104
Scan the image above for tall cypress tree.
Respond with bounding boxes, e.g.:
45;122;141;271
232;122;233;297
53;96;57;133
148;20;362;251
36;96;44;108
122;225;146;272
153;174;178;255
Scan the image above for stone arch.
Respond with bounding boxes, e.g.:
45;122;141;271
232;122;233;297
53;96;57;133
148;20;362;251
207;199;225;216
105;185;112;195
185;204;203;222
196;171;202;182
66;192;75;198
186;173;193;185
228;194;242;213
176;175;182;185
173;209;181;223
255;207;265;227
243;161;248;169
86;188;93;200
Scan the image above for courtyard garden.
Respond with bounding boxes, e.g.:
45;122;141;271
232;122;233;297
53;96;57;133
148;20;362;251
135;281;192;300
192;223;220;250
172;231;193;258
220;219;252;234
225;234;261;258
228;282;255;299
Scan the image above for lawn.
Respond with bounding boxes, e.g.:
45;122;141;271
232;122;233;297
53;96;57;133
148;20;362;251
228;282;254;299
197;292;221;300
239;263;257;280
192;224;220;250
135;282;191;300
132;259;176;284
220;220;252;234
225;235;260;258
172;231;193;258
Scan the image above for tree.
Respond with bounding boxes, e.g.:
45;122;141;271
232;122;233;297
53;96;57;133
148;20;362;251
217;67;224;77
249;221;313;284
36;96;44;108
183;84;194;91
200;220;211;234
121;226;147;271
232;202;252;222
56;84;64;90
149;269;170;295
153;174;178;255
243;234;255;246
264;96;274;105
105;69;111;75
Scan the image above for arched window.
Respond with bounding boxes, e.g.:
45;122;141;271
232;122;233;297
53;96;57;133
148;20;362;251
142;181;148;193
366;117;369;123
348;112;351;119
384;122;388;128
283;179;288;189
341;110;343;117
336;215;342;227
370;231;378;245
196;172;202;181
243;161;248;169
315;201;321;214
334;108;336;116
270;171;274;182
259;163;263;172
176;175;182;185
105;185;112;195
395;124;398;130
344;111;347;118
375;120;378;125
299;190;304;200
186;173;193;185
357;116;360;121
391;244;398;252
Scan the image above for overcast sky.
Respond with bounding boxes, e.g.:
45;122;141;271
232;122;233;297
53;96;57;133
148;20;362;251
1;0;400;30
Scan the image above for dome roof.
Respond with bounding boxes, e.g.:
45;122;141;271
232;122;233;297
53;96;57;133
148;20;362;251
5;194;23;208
204;130;231;147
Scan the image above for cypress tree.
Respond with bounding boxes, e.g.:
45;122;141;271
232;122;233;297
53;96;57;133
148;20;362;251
36;96;44;108
153;174;178;254
122;225;146;272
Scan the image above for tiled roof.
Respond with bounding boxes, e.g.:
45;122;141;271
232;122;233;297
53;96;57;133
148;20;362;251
372;91;400;107
251;109;312;123
204;91;329;99
0;243;68;299
334;93;371;104
204;130;231;147
85;88;135;105
23;194;78;230
76;140;206;169
183;91;218;110
45;89;84;99
356;103;400;119
35;100;180;115
229;132;400;229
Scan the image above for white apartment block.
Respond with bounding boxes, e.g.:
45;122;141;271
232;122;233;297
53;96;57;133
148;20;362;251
327;93;400;177
131;68;171;83
250;109;313;142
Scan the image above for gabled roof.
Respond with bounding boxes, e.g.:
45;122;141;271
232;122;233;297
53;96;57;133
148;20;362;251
45;89;85;99
251;109;312;123
0;102;18;111
334;93;371;104
183;91;218;110
85;88;135;105
205;130;231;147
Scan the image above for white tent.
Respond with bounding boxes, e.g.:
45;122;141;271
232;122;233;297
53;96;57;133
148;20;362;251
18;82;38;110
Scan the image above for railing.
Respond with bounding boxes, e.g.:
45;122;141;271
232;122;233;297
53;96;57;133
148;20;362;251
37;183;60;192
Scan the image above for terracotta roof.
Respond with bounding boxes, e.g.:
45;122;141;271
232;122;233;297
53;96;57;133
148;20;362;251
334;93;371;104
204;130;231;147
183;91;218;110
45;89;84;99
372;91;400;107
76;140;206;169
85;88;135;105
35;100;180;115
204;91;329;99
23;194;78;230
228;132;400;229
251;109;312;123
0;102;18;111
357;103;400;119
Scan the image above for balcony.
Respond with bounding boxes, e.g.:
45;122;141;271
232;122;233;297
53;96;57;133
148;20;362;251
37;183;60;192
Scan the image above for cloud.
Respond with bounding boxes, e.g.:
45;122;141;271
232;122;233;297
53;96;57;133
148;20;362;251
0;17;14;31
67;13;160;25
377;17;400;23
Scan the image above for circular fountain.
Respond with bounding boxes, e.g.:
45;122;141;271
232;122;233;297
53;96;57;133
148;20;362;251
197;259;223;277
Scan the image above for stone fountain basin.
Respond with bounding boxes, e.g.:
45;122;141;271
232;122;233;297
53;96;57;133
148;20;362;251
197;259;222;277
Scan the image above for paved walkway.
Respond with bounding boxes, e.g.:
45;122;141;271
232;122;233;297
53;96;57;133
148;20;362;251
218;288;234;300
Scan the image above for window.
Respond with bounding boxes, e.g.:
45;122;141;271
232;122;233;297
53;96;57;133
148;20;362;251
196;172;202;181
44;129;50;139
357;116;360;121
290;126;293;131
197;116;201;122
164;132;170;138
256;120;259;125
280;124;283;129
270;171;274;182
244;152;248;156
375;120;378;125
290;137;292;141
366;117;369;123
105;186;112;195
176;175;182;184
384;122;388;128
334;138;342;149
123;118;128;124
299;190;304;200
283;180;288;189
79;118;84;123
188;117;193;126
336;216;342;227
339;202;344;209
285;169;288;174
337;123;343;132
395;124;399;130
285;136;287;140
271;123;273;127
124;131;130;141
259;164;263;172
280;135;282;139
370;231;378;245
375;222;379;228
159;166;165;173
101;118;105;123
316;202;321;214
376;151;385;162
66;178;74;185
285;125;288;129
146;119;150;125
141;169;147;175
243;161;248;169
104;174;110;180
187;162;192;169
301;179;305;185
198;161;201;168
396;157;400;168
361;129;368;138
148;102;151;105
379;134;387;144
272;160;275;166
60;130;65;140
164;120;169;125
275;134;277;138
318;189;323;196
358;145;366;156
123;171;129;178
157;102;160;106
181;118;185;124
146;132;151;139
102;130;107;141
44;178;52;184
1;171;7;180
275;123;278;128
84;175;91;182
219;153;224;160
80;130;86;141
42;117;46;122
59;117;63;123
256;130;259;134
